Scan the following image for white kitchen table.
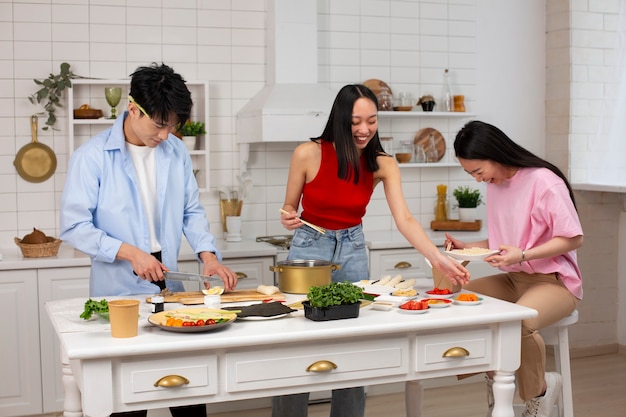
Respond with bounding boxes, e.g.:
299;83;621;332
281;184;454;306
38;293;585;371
46;293;536;417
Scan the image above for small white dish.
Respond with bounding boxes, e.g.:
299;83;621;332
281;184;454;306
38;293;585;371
453;297;483;306
371;301;393;311
422;298;452;308
396;307;429;314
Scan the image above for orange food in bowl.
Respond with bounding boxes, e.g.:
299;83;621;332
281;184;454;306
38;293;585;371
456;293;479;302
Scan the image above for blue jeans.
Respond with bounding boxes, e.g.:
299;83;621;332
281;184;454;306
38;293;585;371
271;387;365;417
287;223;369;282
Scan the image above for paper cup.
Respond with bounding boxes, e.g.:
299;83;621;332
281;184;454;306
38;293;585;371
108;299;140;338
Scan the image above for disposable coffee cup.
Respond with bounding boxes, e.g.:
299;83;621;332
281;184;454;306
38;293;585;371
108;299;140;338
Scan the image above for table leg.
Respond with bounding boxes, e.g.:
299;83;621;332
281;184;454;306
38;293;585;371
405;380;423;417
492;371;516;417
61;348;83;417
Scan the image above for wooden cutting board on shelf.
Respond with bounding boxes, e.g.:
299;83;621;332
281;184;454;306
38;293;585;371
430;219;482;231
146;290;287;305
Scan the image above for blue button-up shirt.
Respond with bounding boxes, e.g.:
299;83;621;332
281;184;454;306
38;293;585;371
60;112;220;296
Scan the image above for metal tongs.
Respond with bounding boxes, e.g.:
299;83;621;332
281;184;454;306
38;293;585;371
279;209;326;234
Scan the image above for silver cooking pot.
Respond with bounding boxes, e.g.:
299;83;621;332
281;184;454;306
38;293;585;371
269;260;341;294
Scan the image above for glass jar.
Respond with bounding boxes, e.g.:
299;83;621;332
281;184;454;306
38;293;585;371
414;143;426;163
376;87;393;111
395;141;413;163
380;136;394;155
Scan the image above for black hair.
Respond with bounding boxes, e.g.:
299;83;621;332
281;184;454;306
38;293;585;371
128;62;192;130
312;84;387;184
454;120;576;209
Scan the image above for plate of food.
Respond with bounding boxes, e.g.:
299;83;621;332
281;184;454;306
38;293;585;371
148;308;237;333
424;288;456;299
422;298;452;308
397;299;429;314
444;247;500;261
453;293;483;306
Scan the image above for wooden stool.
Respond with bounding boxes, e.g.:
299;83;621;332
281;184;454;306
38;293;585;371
537;309;578;417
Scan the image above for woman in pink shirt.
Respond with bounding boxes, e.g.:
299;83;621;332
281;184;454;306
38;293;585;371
446;121;582;417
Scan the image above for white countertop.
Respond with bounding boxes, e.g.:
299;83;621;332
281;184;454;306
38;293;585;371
0;239;278;271
0;229;488;270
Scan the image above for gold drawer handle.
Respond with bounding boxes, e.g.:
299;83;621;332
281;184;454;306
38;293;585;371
154;375;190;387
394;261;412;269
306;360;337;373
236;272;248;279
442;347;470;358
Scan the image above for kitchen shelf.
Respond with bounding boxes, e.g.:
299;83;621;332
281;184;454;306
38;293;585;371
378;111;476;118
67;79;210;191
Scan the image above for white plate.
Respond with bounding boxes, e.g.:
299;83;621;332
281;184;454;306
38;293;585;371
237;313;289;321
358;284;397;295
422;298;452;308
396;307;429;314
374;294;419;305
453;297;483;306
444;249;500;261
424;290;456;299
371;301;393;311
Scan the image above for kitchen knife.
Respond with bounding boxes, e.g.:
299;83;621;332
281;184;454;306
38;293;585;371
163;271;222;283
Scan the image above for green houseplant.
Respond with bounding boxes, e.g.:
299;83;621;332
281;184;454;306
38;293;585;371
29;62;80;131
179;120;206;136
303;281;364;321
453;186;483;222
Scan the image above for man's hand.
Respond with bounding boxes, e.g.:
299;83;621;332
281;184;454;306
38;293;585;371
199;252;238;291
118;243;166;283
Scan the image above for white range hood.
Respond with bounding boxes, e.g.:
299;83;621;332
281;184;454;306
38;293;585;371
236;0;336;143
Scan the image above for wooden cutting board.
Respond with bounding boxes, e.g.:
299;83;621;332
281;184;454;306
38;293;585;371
146;290;287;305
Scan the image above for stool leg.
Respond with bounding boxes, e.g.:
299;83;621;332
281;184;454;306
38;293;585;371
405;380;423;417
557;327;574;417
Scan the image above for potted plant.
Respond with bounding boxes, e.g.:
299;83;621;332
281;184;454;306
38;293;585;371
29;62;81;131
303;281;363;321
453;186;484;222
178;120;206;151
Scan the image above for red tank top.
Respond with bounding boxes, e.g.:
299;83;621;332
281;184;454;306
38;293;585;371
301;141;374;230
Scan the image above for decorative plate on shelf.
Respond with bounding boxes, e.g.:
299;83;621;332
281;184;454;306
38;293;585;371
414;128;446;162
363;79;392;97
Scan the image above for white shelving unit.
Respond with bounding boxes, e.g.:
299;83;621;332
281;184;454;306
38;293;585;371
378;110;476;168
67;79;210;191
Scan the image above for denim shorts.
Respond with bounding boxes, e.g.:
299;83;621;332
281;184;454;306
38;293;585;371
287;223;369;282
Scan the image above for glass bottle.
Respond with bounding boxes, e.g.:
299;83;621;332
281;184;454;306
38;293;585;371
434;184;449;222
425;133;439;162
414;143;426;163
442;69;453;112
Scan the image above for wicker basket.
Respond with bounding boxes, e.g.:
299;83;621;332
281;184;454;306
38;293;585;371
14;236;62;258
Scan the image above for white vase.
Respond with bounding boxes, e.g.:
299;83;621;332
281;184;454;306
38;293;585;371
458;207;477;222
182;136;196;151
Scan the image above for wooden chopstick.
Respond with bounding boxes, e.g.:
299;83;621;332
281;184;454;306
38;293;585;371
279;209;326;234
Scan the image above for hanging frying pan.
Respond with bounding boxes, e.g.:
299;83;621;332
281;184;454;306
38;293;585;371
14;115;57;183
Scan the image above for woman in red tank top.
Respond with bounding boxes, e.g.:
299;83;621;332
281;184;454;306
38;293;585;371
273;84;470;417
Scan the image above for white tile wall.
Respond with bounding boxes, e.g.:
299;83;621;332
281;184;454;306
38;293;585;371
0;0;479;244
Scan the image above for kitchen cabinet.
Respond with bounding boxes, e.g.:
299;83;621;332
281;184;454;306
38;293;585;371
221;256;275;289
369;247;431;281
67;79;210;191
377;110;476;167
0;269;41;416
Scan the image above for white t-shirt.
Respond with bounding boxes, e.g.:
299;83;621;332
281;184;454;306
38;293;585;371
126;143;161;253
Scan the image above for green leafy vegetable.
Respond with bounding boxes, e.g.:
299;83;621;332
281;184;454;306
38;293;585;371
307;281;364;308
80;298;109;320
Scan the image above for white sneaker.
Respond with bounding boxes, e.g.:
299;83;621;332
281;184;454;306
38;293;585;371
486;376;494;417
521;372;562;417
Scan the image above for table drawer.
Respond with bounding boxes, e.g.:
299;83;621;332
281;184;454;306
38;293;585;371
369;248;430;280
226;337;409;392
416;328;492;372
118;354;218;403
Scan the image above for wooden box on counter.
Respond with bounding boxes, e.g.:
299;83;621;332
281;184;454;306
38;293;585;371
430;219;482;231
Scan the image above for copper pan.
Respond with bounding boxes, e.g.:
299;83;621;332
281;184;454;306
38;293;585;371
14;115;57;183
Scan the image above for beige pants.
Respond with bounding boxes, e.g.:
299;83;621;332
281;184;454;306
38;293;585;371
464;271;579;401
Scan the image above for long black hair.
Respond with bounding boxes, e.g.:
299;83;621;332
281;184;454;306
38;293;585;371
454;120;577;209
312;84;387;184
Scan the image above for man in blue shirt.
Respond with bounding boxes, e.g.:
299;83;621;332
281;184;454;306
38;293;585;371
60;63;237;416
